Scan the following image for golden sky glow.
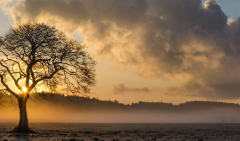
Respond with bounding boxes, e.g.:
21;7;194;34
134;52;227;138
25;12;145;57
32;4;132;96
1;0;240;104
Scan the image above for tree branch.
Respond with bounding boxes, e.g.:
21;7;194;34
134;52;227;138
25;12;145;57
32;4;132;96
0;62;22;90
0;75;19;98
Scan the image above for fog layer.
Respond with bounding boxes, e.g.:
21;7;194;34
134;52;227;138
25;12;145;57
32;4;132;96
1;94;240;123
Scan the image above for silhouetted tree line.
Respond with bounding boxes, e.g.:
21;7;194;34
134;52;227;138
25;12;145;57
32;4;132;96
32;93;240;112
1;92;240;113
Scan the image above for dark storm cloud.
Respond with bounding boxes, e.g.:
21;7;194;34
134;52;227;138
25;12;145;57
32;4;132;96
113;83;150;94
11;0;148;28
6;0;240;99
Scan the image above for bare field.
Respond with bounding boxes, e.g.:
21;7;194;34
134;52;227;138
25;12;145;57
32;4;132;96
1;123;240;141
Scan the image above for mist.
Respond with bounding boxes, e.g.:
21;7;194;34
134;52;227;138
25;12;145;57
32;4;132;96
1;94;240;123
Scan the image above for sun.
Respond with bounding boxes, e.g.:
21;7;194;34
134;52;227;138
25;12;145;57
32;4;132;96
22;87;27;92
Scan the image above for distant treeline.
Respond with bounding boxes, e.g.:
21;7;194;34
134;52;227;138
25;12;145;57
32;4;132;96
16;93;239;113
1;92;240;112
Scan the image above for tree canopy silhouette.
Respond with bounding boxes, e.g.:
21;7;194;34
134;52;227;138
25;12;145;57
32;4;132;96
0;22;96;133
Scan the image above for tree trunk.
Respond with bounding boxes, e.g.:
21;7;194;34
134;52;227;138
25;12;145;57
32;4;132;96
11;94;35;133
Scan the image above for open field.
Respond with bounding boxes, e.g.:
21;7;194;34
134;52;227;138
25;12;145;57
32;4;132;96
1;123;240;141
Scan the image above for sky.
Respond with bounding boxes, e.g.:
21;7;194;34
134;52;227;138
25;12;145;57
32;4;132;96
0;0;240;104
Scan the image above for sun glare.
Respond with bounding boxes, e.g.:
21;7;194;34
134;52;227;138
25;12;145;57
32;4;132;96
22;87;27;92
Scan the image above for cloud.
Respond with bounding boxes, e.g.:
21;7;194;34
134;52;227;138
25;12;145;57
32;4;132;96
3;0;240;99
113;83;150;94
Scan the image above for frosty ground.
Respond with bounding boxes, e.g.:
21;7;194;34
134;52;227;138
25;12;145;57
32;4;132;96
1;123;240;141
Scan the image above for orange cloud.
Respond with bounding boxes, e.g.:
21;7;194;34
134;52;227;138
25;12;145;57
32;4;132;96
2;0;240;100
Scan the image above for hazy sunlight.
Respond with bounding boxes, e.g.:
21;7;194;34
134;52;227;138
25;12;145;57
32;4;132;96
22;87;27;92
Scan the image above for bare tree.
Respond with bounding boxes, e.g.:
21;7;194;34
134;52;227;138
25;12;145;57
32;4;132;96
0;22;96;133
